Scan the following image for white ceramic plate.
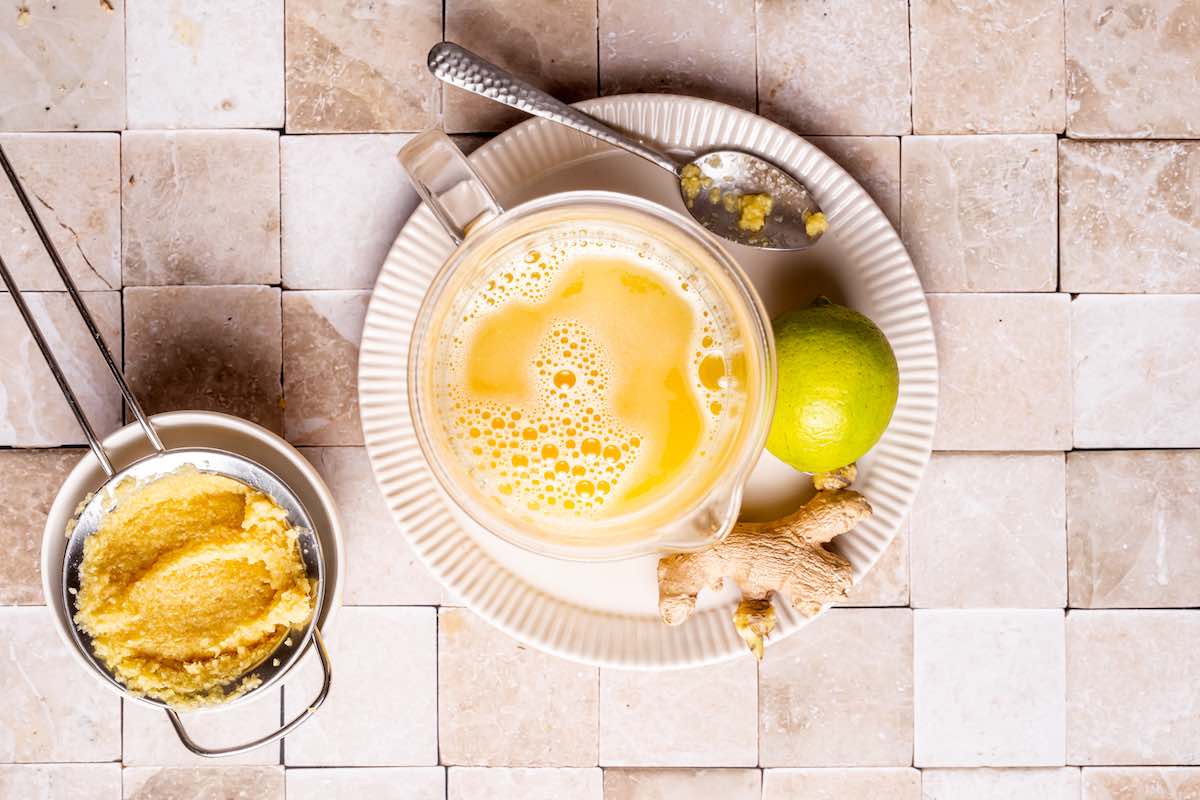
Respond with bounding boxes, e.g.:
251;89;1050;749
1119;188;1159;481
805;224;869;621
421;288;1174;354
359;95;937;669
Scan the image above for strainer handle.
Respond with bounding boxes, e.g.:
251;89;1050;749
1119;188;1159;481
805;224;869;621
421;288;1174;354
166;627;332;758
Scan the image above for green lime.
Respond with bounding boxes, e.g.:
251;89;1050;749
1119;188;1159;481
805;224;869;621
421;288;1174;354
766;298;899;473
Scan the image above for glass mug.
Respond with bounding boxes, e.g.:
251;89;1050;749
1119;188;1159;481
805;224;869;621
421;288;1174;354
399;130;775;560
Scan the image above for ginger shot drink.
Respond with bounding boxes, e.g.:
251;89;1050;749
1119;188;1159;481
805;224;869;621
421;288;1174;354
414;202;772;557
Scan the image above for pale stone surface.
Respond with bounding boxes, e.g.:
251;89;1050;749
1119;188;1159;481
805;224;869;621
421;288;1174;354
1068;451;1200;608
1068;610;1200;764
599;658;757;766
288;767;445;799
439;607;598;766
0;764;121;800
760;608;913;767
603;769;761;800
911;0;1066;133
929;293;1072;450
124;286;283;433
284;607;437;766
126;0;284;128
763;768;921;799
1073;295;1200;447
910;453;1067;608
0;606;120;762
0;133;120;290
123;689;282;766
914;609;1066;766
285;0;441;133
841;519;909;607
1059;141;1200;292
923;768;1082;799
0;449;80;604
0;0;124;131
122;131;281;285
902;136;1058;291
449;767;602;800
1083;767;1200;799
0;290;121;447
757;0;911;135
122;767;284;800
810;136;902;227
301;447;444;605
283;291;367;445
599;0;756;110
444;0;598;133
281;134;419;289
1066;0;1200;137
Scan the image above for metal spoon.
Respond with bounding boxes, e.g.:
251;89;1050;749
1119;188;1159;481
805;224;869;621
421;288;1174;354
428;42;826;251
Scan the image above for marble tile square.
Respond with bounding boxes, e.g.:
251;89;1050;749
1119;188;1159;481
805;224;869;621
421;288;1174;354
0;133;120;290
763;768;921;799
1083;767;1200;799
922;768;1082;799
124;285;282;433
910;453;1067;608
126;0;284;128
840;518;909;607
929;293;1072;450
283;607;437;766
599;658;757;766
599;0;756;111
901;135;1058;292
760;608;913;767
0;290;122;447
809;136;902;228
1066;0;1200;138
122;767;284;800
123;689;282;766
0;449;81;604
448;767;602;800
1070;450;1200;606
282;291;367;445
280;134;418;289
0;0;124;131
602;769;761;800
0;606;121;762
122;130;281;286
1068;610;1200;764
1073;295;1200;447
914;609;1066;766
911;0;1066;133
0;764;121;800
285;0;441;133
1059;141;1200;293
287;767;445;799
444;0;598;133
1068;450;1200;608
300;447;444;605
439;607;599;766
757;0;911;135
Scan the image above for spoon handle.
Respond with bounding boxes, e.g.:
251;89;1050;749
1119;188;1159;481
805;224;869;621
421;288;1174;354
428;43;681;176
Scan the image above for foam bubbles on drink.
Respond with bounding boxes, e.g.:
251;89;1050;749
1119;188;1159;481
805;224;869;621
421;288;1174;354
438;233;745;521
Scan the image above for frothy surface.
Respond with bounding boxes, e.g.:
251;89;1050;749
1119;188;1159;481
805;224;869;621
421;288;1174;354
434;235;746;527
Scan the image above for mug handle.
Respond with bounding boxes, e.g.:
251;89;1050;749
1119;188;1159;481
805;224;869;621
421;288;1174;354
397;129;503;244
164;627;333;758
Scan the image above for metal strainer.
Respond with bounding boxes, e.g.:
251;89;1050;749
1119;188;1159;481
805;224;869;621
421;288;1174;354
0;144;332;757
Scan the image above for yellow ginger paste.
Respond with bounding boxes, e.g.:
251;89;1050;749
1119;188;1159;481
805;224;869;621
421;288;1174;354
73;470;314;707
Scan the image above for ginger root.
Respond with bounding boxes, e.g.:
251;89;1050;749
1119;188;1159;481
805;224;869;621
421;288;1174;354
657;466;871;659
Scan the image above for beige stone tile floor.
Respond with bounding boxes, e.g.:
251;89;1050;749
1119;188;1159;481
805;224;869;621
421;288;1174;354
1;1;1199;796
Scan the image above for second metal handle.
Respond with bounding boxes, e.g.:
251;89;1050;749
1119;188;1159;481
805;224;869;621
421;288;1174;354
428;42;682;176
166;627;333;758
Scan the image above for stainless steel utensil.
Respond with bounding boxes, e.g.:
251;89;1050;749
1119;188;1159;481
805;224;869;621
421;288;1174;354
428;42;826;251
0;144;332;758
